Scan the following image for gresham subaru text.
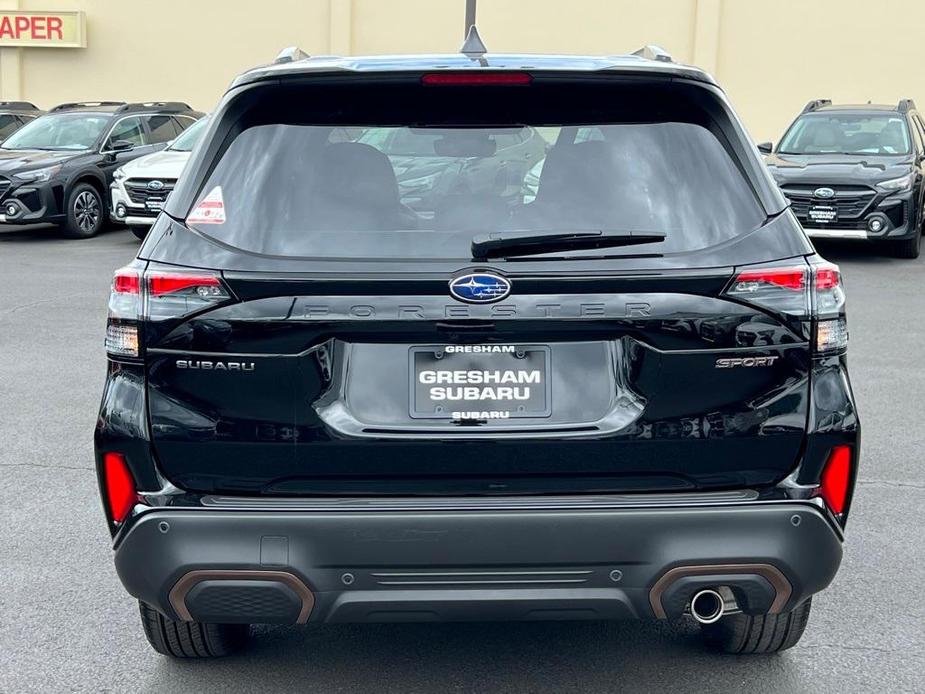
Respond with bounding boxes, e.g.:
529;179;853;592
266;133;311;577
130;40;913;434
94;41;859;659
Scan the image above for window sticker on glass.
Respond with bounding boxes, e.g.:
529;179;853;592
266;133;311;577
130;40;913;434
187;186;225;225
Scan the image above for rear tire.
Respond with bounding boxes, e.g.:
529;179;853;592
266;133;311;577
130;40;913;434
699;598;812;654
891;225;921;259
139;601;249;658
130;226;148;241
61;183;105;238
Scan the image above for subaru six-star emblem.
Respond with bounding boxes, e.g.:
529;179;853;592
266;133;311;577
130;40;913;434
449;272;511;303
147;180;165;191
813;187;835;199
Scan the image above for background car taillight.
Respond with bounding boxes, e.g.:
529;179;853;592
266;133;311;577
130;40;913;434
724;260;847;355
105;263;232;358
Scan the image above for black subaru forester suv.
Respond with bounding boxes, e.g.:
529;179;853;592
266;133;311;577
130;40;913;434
95;45;859;658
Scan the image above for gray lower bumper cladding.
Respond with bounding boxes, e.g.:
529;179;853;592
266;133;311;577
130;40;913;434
114;502;842;625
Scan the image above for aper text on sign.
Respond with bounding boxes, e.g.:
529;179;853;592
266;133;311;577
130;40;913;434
0;11;86;48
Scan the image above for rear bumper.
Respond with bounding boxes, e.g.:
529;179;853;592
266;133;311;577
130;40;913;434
113;499;843;625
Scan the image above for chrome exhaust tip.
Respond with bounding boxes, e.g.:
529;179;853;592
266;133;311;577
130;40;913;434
690;588;725;624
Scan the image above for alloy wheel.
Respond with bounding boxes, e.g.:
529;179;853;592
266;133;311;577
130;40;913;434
75;190;101;232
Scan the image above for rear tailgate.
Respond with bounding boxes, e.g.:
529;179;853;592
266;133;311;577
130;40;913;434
145;269;810;495
141;68;812;496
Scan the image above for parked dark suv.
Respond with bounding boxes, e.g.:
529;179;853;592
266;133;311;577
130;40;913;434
95;44;859;658
760;99;925;258
0;101;202;238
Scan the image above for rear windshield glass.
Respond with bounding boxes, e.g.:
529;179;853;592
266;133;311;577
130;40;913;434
187;93;764;260
778;113;911;155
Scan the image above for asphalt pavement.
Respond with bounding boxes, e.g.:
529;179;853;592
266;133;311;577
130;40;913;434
1;224;923;693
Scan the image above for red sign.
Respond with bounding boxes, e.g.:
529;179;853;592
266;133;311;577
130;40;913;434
0;11;85;47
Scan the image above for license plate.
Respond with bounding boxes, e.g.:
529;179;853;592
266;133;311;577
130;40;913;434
410;345;551;420
145;199;165;211
808;204;837;224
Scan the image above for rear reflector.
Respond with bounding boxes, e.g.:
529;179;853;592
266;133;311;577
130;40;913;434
103;452;137;523
421;72;532;86
817;445;852;515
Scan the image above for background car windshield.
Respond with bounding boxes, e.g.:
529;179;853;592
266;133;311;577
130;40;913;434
1;113;109;151
187;122;764;260
778;114;911;155
169;116;209;152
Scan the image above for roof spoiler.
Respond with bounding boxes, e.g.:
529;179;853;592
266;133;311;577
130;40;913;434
631;45;674;63
0;101;40;111
802;99;832;113
898;99;917;113
50;101;125;112
115;102;193;114
275;46;310;64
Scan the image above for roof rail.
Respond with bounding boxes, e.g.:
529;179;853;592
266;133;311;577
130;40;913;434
898;99;917;113
802;99;832;113
115;101;194;114
50;101;125;112
631;45;673;63
275;46;310;64
0;101;40;111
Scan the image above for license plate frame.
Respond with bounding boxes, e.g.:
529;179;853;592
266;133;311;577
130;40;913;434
808;204;838;225
409;345;551;420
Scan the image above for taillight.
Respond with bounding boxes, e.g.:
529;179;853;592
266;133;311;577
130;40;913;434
724;265;809;316
815;445;853;515
812;262;848;354
149;273;222;297
145;269;230;321
724;261;847;354
105;264;231;358
421;72;532;86
103;452;138;524
106;266;142;357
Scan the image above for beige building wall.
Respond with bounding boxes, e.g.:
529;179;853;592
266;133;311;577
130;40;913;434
0;0;922;142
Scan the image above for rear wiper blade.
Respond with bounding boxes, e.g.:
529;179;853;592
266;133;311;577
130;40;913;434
471;230;666;259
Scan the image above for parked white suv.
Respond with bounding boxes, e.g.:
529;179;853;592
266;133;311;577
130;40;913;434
110;116;207;239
